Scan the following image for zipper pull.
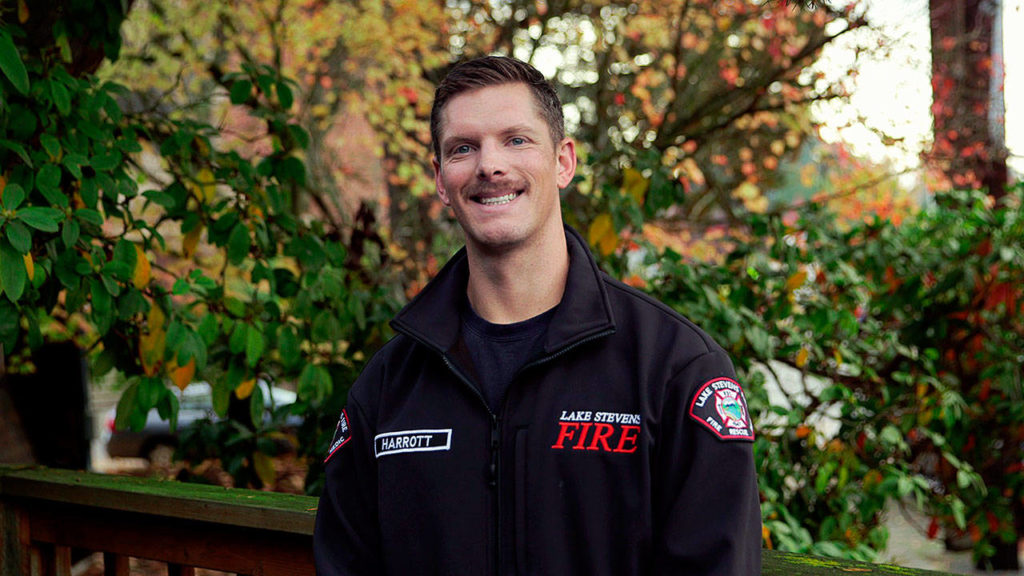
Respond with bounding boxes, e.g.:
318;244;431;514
489;420;500;487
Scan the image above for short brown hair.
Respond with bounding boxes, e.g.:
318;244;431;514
430;55;565;160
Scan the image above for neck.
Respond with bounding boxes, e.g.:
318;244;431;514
465;229;569;325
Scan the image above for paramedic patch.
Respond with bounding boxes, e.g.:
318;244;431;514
688;378;754;441
375;429;452;458
324;409;352;463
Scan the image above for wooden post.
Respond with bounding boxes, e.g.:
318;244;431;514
0;501;29;576
102;553;128;576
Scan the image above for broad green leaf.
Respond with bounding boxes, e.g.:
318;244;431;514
39;185;68;209
246;325;265;367
62;154;87;180
197;313;218;345
61;219;80;247
249;382;265;428
0;239;27;301
2;183;25;209
276;81;293;109
75;208;104;226
278;324;300;366
227;223;250;264
212;378;231;418
143;190;176;208
113;238;137;268
0;139;32;167
0;30;29;95
230;322;248;354
36;164;61;192
253;450;275;486
224;296;247;317
114;382;139;431
138;376;164;411
5;221;31;254
18;207;61;232
230;79;252;105
90;151;121;172
40;134;61;160
50;80;71;116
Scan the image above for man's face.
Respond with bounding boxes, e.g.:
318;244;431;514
433;83;576;254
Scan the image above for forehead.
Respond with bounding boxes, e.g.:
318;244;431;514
437;83;547;140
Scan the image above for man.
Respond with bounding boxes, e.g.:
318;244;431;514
314;55;762;575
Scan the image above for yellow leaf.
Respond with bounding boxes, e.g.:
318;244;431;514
621;168;648;205
235;378;256;400
167;357;196;392
733;181;759;200
195;168;216;203
139;304;167;377
588;213;618;256
183;224;203;258
132;244;150;289
785;269;807;293
800;164;816;188
745;195;769;214
22;253;33;282
796;348;809;368
253;451;277;487
916;382;928;399
18;0;29;23
833;349;843;366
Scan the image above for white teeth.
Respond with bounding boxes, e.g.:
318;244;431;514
479;192;518;205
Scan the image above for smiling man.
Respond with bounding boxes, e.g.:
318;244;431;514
314;55;762;576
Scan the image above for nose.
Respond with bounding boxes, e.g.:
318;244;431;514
476;142;506;180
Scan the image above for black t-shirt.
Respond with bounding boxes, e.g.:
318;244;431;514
459;296;556;413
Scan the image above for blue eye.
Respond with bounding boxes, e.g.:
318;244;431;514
453;144;472;155
510;137;526;146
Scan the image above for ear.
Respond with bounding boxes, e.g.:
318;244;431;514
433;157;451;206
555;138;577;189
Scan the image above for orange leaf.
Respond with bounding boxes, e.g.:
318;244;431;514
132;244;150;289
183;224;204;258
22;253;34;282
235;378;257;400
139;304;167;377
795;425;811;439
796;348;808;368
167;357;196;392
588;213;618;256
785;269;807;293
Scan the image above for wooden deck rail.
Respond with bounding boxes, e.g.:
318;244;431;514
0;465;961;576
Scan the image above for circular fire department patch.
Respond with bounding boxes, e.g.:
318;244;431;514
687;378;754;441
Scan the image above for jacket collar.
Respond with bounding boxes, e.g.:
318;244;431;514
391;225;616;356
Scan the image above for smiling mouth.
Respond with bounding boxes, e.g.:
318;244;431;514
473;190;523;206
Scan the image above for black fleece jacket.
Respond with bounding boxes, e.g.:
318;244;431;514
314;226;762;576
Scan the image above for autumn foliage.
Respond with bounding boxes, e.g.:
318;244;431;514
1;0;1021;567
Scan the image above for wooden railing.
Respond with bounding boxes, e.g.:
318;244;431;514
0;465;960;576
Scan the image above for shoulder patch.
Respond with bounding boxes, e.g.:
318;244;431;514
688;378;754;441
324;409;352;463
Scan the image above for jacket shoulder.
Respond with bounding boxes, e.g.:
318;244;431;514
600;272;724;357
347;333;422;407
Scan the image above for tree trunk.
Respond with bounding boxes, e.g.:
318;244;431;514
928;0;1008;198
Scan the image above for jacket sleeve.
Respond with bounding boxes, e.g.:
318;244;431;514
652;348;762;576
314;393;382;575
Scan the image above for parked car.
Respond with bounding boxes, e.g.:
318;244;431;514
102;381;301;461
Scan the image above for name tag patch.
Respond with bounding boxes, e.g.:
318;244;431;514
688;378;754;441
375;429;452;458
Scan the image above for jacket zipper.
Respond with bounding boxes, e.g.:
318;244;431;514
441;355;502;575
438;327;615;576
